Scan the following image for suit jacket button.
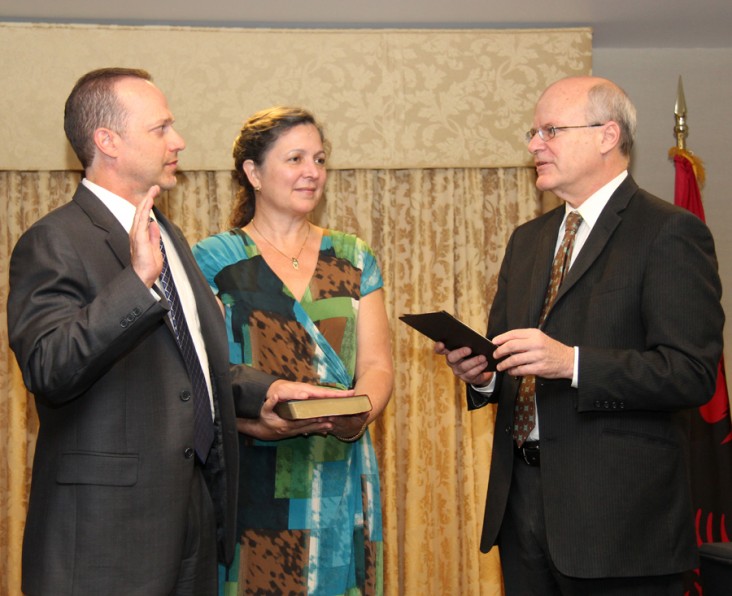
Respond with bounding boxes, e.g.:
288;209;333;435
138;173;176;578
180;390;192;402
183;447;194;459
119;319;129;328
505;425;512;434
594;400;602;408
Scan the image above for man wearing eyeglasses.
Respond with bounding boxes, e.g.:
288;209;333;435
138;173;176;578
437;76;723;594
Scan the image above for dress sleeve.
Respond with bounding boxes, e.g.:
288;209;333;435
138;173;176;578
191;236;221;293
355;237;384;296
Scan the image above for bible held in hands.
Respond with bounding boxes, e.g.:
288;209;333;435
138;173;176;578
274;394;372;420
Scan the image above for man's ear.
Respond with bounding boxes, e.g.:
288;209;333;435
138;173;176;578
599;121;621;155
93;127;119;158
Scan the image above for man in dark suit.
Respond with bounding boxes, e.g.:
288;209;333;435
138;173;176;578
7;68;344;595
437;76;724;594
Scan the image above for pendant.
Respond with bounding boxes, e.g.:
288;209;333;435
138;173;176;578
292;258;300;270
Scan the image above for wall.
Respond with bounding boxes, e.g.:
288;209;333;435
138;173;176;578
594;47;732;387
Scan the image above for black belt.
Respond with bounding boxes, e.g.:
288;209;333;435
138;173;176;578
515;440;540;466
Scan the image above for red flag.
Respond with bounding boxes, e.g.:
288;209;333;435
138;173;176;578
670;147;732;595
672;150;706;217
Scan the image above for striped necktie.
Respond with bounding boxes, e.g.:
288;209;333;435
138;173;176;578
158;236;214;462
513;211;583;446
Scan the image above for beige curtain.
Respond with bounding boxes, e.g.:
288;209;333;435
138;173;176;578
0;167;540;595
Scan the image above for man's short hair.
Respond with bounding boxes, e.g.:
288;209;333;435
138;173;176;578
64;67;152;169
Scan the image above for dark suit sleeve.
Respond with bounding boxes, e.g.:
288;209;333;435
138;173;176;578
578;209;724;412
8;219;168;405
229;364;277;418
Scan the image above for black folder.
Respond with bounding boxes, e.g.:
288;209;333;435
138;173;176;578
399;310;504;370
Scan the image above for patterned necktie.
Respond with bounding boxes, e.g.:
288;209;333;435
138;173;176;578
158;237;214;462
513;211;583;446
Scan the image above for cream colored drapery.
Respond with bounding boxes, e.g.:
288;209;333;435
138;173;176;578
0;23;591;596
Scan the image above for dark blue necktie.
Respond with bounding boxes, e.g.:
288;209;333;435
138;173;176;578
158;236;214;462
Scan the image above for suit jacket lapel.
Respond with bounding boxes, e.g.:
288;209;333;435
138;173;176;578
554;175;637;302
72;184;131;267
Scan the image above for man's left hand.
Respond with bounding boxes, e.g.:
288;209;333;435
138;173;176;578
492;328;574;380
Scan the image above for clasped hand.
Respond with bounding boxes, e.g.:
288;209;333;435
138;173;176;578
436;328;574;385
236;381;356;441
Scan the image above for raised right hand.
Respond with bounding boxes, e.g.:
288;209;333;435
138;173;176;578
130;185;163;288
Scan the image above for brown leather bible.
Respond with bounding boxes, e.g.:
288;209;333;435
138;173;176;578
274;394;372;420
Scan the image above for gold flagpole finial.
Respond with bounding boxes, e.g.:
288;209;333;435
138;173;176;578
670;75;705;187
674;75;688;150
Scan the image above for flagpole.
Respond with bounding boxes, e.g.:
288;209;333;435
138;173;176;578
671;75;705;187
674;76;688;151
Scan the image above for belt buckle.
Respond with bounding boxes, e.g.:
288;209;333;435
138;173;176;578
519;441;540;466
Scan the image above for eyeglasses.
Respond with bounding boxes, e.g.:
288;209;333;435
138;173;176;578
525;123;605;143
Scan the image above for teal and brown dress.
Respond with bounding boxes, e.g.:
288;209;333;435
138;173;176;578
193;228;384;596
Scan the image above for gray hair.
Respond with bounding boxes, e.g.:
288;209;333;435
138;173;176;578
585;81;637;156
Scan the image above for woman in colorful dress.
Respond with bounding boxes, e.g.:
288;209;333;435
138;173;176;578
192;107;393;595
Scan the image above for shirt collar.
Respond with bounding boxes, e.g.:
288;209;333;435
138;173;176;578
81;178;139;232
566;170;628;230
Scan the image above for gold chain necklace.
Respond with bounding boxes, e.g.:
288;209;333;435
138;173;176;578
251;219;311;270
